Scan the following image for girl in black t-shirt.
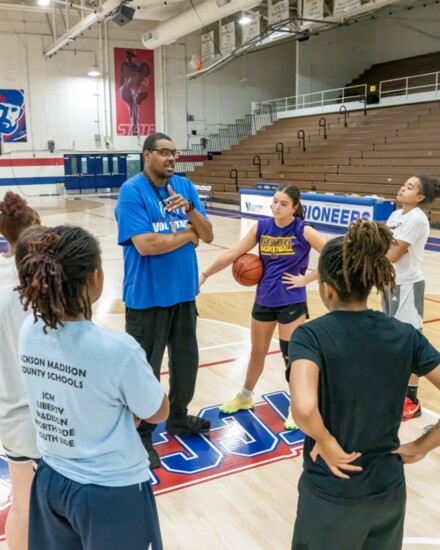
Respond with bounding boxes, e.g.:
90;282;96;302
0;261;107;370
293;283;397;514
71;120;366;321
287;220;440;550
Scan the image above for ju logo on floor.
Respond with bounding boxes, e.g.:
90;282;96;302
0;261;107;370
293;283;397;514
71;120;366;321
0;391;304;538
150;391;304;495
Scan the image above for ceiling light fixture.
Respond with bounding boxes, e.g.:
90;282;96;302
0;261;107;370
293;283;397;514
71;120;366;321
239;13;252;25
37;0;51;6
87;65;100;77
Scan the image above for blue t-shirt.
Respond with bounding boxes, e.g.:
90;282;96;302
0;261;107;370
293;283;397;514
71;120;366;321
19;317;164;487
115;172;207;309
255;217;311;307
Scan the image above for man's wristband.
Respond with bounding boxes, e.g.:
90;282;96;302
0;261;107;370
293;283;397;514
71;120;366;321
202;272;208;278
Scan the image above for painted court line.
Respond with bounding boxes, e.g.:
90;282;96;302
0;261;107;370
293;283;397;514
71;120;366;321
403;538;440;546
425;297;440;304
165;351;440;420
198;340;250;352
424;318;440;325
160;350;281;377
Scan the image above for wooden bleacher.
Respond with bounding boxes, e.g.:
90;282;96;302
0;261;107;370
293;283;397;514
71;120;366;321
348;51;440;95
185;101;440;224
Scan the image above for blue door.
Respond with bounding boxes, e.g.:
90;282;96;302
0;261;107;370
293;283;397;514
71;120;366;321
111;154;129;189
79;155;97;192
95;155;112;190
64;155;80;191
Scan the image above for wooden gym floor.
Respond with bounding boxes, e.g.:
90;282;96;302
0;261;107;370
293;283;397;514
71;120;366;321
1;195;439;549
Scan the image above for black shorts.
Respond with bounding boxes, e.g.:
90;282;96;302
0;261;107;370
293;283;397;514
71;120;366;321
2;444;39;465
252;302;309;324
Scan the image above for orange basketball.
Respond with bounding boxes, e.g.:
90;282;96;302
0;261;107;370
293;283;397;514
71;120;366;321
232;253;264;286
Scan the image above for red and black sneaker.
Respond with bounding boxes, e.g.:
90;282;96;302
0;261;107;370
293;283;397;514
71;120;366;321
402;396;422;421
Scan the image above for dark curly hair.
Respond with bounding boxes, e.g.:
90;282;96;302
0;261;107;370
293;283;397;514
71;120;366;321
319;220;396;302
15;225;101;332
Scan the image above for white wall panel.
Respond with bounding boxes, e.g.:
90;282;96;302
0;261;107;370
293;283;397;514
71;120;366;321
297;3;440;96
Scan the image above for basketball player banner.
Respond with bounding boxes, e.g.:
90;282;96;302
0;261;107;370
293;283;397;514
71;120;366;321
149;391;304;495
0;89;27;143
114;48;155;137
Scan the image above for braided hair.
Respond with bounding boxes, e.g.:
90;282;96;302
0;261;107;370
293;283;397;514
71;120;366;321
15;226;101;332
277;184;306;219
319;220;396;302
0;191;40;244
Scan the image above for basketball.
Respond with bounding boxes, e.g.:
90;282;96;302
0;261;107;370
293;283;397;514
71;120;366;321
232;253;264;286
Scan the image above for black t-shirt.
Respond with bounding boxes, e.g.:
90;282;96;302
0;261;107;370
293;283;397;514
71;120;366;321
288;309;440;502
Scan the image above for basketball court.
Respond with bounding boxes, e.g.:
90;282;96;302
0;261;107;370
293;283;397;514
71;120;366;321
0;194;438;549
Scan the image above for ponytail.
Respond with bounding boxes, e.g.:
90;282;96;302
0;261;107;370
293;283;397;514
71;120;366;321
295;201;306;220
416;175;440;204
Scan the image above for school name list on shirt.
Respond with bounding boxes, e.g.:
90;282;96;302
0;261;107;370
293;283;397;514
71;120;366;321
20;354;87;448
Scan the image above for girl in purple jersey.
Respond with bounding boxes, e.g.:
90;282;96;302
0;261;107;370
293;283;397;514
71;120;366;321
199;185;325;429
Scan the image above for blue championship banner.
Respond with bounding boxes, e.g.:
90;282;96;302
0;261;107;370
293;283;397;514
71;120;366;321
240;188;395;229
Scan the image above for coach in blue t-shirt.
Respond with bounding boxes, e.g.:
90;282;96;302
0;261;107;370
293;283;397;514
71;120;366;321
115;133;214;468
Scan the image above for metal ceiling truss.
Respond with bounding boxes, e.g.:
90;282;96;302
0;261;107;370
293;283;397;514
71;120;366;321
186;0;438;78
0;0;436;61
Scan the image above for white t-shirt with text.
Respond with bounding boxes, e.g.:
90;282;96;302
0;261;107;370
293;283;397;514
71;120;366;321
386;207;430;285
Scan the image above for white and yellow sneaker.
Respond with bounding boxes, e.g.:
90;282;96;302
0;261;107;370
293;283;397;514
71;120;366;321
219;393;255;414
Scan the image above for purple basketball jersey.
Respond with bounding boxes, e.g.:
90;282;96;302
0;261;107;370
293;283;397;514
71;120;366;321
255;217;311;307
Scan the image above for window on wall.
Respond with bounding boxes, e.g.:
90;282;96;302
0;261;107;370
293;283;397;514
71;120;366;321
81;157;88;174
126;154;140;179
102;156;109;174
71;157;78;175
112;156;119;174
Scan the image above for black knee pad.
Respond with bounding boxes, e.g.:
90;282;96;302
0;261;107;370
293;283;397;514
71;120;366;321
279;339;290;368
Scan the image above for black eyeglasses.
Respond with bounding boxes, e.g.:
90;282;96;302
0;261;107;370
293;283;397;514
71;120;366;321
148;148;180;159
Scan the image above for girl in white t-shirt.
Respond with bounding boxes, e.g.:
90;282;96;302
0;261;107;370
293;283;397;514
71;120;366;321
383;175;440;421
0;191;41;550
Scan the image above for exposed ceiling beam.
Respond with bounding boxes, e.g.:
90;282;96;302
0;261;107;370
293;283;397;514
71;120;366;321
43;0;124;57
142;0;262;49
